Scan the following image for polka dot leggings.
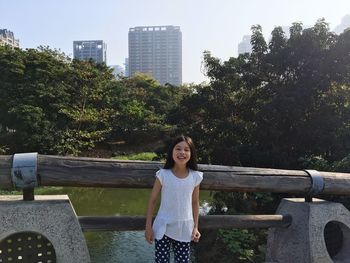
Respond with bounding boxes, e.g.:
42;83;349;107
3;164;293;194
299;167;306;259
155;235;191;263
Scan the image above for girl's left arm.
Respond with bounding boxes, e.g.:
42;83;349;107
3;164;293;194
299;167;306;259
191;185;201;242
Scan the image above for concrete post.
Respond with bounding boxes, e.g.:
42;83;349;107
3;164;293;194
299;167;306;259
0;195;90;263
266;198;350;263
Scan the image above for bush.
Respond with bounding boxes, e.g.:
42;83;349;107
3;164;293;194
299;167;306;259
112;152;158;161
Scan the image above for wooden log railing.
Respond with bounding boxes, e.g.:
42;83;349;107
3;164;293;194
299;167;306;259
1;154;350;194
1;154;350;231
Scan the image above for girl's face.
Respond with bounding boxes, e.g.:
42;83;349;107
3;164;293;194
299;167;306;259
172;141;191;167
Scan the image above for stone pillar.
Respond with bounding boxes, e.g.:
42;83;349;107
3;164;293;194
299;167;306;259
266;198;350;263
0;195;90;263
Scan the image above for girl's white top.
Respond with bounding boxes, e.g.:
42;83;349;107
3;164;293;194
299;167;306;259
152;168;203;242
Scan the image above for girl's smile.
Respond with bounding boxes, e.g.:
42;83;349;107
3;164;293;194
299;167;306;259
172;141;191;166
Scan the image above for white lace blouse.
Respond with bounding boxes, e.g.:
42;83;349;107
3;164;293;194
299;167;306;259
152;168;203;242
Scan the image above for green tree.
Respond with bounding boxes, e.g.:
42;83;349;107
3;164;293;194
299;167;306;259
0;46;117;155
109;73;190;145
53;59;116;155
175;19;350;262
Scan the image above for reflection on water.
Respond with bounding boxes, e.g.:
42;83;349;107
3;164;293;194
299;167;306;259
85;231;154;263
41;187;154;216
38;187;212;263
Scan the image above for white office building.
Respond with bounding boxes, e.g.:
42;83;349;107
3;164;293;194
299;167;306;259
128;26;182;85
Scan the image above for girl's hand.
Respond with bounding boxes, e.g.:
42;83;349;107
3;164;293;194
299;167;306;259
145;227;154;244
191;227;201;242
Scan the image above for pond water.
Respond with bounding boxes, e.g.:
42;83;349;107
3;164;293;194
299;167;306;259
37;187;212;263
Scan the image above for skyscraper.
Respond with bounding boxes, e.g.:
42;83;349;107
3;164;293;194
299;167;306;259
124;58;129;77
73;40;107;63
0;29;19;48
128;25;182;85
334;14;350;34
238;35;252;55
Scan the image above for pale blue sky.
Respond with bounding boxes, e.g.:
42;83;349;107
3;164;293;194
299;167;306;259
1;0;349;83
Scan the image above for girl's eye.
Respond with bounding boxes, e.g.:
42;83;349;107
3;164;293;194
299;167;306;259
174;147;190;152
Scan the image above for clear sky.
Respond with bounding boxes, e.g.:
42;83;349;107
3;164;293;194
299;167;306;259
1;0;349;84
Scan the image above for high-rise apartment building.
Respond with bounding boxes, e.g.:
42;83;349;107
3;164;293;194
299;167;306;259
124;58;129;77
238;35;252;55
0;29;19;48
73;40;107;63
128;25;182;85
334;14;350;34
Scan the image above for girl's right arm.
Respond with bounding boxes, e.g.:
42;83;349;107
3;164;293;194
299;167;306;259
145;178;162;244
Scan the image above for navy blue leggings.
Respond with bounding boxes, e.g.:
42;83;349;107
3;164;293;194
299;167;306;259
155;235;191;263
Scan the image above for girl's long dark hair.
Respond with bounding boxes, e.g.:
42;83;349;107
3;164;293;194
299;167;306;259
164;135;198;170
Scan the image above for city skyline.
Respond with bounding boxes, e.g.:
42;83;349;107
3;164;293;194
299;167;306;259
1;0;350;84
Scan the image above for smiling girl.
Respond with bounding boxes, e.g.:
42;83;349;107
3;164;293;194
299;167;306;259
145;135;203;263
